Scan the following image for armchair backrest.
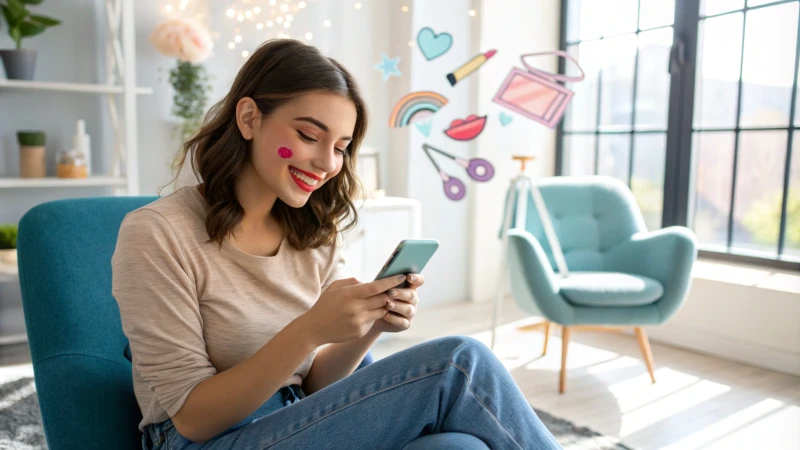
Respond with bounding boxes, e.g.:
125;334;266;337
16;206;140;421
512;176;646;271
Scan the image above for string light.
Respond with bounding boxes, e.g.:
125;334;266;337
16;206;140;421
256;22;264;29
165;4;173;12
228;42;235;49
284;21;291;28
323;19;331;27
281;4;289;12
234;34;242;43
237;14;244;22
354;2;361;9
408;40;414;47
269;0;276;5
285;14;293;21
245;10;252;18
253;6;261;14
468;9;476;16
226;8;235;17
276;16;283;23
242;50;250;58
298;1;306;8
305;32;313;40
267;20;274;27
179;4;186;11
401;6;408;12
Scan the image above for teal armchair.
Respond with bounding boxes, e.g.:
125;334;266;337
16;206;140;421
505;176;697;393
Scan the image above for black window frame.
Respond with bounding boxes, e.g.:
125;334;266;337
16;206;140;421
556;0;800;272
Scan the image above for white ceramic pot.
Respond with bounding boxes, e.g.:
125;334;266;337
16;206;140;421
0;249;17;265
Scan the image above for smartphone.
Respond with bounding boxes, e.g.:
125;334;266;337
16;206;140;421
374;239;439;288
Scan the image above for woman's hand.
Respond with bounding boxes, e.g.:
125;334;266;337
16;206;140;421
301;275;407;346
371;273;424;333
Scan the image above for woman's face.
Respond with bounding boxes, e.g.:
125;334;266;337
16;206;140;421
237;91;357;208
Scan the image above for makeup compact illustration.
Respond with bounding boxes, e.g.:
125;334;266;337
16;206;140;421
493;51;585;129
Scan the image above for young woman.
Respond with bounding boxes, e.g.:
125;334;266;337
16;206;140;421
112;39;560;450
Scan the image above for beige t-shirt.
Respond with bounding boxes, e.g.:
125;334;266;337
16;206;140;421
111;186;344;432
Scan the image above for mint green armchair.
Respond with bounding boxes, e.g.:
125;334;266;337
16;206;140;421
505;176;697;393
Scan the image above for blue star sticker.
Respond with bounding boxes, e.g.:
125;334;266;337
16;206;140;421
374;53;401;81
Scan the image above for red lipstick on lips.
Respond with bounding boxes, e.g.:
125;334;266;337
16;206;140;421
289;166;322;193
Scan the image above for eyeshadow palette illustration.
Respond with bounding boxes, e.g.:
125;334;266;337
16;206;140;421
493;51;585;129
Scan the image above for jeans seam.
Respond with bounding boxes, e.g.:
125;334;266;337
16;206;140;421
262;368;446;449
449;362;524;450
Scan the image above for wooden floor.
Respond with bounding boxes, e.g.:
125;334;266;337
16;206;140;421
1;299;798;449
371;298;800;450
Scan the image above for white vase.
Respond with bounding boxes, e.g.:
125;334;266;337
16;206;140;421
0;249;17;265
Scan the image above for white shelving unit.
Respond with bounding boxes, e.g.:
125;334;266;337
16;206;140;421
0;0;148;348
0;0;147;196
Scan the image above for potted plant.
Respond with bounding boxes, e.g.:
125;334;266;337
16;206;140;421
0;224;17;265
17;130;46;177
0;0;60;80
149;17;213;166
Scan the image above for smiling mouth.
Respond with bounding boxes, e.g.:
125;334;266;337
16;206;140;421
289;166;320;192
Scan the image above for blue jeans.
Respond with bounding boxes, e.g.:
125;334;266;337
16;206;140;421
142;336;561;449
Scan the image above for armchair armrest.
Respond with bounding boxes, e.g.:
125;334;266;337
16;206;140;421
606;226;698;321
507;229;575;324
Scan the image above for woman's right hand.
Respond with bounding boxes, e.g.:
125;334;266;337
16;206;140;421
301;274;407;346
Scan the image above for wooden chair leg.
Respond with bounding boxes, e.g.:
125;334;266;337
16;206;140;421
559;326;571;394
542;321;551;356
635;327;656;383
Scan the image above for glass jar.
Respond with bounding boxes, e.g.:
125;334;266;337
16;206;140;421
56;150;88;178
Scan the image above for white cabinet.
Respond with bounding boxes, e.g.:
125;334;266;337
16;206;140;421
341;197;421;282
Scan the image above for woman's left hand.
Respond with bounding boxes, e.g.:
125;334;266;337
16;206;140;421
370;274;424;333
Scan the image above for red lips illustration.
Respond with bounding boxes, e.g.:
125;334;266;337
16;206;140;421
444;114;487;141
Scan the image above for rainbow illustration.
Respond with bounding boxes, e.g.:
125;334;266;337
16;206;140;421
389;91;449;128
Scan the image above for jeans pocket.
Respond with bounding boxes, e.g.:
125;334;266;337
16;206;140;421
142;427;167;450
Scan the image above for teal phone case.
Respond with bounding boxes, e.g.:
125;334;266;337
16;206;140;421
374;239;439;287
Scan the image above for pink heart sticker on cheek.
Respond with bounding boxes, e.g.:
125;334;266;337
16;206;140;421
278;147;293;159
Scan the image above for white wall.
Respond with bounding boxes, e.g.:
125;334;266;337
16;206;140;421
649;261;800;376
470;0;562;303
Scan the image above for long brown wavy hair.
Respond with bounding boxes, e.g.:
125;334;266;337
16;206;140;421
162;39;367;251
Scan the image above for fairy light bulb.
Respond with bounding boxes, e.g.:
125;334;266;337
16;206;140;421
242;50;250;58
256;22;264;29
468;9;476;16
269;0;276;5
234;34;242;43
267;20;274;27
284;21;291;28
401;6;408;12
237;14;244;22
298;1;306;8
305;32;313;40
253;6;261;14
354;2;361;9
165;4;173;12
228;42;235;49
323;19;331;27
245;10;252;18
276;16;283;23
226;8;235;17
285;14;293;21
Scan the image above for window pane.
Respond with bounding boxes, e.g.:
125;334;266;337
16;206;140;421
693;14;744;129
598;134;631;183
564;134;597;175
783;132;800;259
639;0;674;30
796;70;800;126
690;132;735;250
567;0;638;41
748;0;782;6
701;0;744;16
599;34;637;130
564;42;600;131
635;28;673;130
632;133;666;230
732;131;788;257
739;3;799;128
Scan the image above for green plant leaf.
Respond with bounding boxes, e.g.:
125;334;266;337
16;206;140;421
29;14;59;27
1;5;16;27
5;0;26;22
10;26;22;47
19;20;45;38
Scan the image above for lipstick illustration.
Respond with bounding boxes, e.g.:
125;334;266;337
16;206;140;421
446;49;497;86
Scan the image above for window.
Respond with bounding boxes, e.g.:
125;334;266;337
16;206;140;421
558;0;800;269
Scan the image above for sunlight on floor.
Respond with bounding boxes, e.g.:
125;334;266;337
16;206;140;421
471;316;800;450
